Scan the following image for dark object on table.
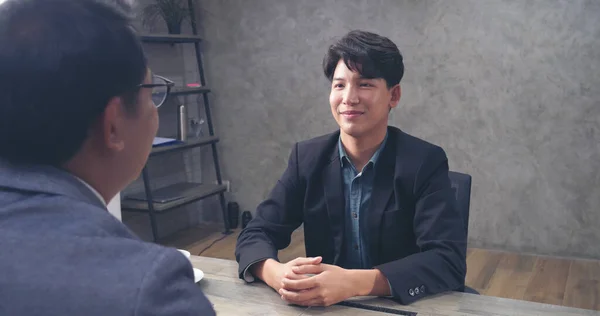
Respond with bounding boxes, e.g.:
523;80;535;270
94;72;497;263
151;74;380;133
227;202;240;229
336;301;417;315
241;211;252;228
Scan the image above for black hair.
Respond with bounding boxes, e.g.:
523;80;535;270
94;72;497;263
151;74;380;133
0;0;147;166
323;30;404;88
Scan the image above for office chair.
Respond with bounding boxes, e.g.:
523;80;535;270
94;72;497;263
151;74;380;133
448;171;480;295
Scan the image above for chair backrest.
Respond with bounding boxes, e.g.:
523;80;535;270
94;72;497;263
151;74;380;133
448;171;472;237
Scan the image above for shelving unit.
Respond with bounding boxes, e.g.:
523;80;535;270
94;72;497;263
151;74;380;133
121;181;227;213
149;136;219;156
122;7;231;242
139;33;202;44
171;86;211;96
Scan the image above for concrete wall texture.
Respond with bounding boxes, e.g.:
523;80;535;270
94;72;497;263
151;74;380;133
190;0;600;259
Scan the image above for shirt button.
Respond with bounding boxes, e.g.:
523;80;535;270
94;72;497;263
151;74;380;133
352;212;358;219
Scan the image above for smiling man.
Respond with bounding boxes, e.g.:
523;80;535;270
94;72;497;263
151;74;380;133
235;30;467;306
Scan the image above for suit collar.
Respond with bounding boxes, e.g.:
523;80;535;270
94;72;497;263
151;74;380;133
366;130;397;264
323;154;345;265
0;159;107;210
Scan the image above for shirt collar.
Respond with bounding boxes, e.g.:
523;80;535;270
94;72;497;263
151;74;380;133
338;132;388;169
73;176;107;207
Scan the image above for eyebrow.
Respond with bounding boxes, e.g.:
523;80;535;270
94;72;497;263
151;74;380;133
333;76;373;81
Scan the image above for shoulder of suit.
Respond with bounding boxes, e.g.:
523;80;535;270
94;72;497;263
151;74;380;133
295;131;338;150
291;130;339;165
287;127;448;169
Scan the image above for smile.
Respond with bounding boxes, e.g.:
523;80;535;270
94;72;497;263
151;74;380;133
340;111;364;118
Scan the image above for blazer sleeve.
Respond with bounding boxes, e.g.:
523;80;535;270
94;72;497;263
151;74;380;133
235;143;305;280
135;250;216;316
374;146;467;304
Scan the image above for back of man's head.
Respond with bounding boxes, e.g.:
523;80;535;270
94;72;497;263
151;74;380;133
0;0;147;166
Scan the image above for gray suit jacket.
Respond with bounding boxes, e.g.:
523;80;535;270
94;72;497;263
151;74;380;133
0;159;215;316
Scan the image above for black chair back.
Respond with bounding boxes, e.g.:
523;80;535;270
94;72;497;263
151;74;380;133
448;171;479;295
448;171;472;236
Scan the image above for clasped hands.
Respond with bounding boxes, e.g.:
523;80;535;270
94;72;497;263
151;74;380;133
257;256;368;307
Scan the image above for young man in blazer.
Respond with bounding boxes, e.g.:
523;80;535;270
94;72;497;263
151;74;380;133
235;30;467;307
0;1;214;315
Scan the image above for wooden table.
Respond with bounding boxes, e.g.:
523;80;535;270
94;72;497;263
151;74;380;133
190;255;600;316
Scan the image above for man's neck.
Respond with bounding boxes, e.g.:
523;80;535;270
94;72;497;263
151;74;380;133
340;127;387;171
63;155;120;205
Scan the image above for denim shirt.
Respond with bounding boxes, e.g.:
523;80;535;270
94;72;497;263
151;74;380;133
338;133;388;269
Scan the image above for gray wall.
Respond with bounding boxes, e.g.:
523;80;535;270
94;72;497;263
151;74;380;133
193;0;600;259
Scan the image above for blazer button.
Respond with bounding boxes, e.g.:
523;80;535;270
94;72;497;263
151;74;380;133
415;287;420;295
408;289;415;296
420;285;425;293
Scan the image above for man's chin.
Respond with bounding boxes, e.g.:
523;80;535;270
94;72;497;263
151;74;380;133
339;126;366;138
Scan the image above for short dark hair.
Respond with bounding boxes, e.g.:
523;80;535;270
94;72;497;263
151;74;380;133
0;0;147;166
323;30;404;88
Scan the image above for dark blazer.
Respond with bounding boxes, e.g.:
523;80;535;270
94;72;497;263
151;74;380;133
235;126;467;305
0;159;215;316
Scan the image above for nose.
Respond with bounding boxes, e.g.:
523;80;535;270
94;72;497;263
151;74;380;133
342;86;359;105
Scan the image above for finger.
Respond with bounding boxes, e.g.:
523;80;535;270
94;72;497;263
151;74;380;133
289;256;322;266
282;271;309;281
292;264;325;275
281;289;335;307
279;287;319;303
281;275;318;291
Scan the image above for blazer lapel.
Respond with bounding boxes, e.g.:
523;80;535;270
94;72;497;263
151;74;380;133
323;153;345;265
366;134;396;265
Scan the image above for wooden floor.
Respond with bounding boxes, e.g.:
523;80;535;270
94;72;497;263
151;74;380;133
163;225;600;311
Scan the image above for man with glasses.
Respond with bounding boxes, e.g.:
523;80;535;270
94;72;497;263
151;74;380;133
0;0;214;315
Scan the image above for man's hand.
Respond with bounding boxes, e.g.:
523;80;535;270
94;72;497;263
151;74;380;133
278;263;392;306
252;257;323;292
278;263;358;307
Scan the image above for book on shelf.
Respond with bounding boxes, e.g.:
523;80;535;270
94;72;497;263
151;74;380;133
152;137;179;147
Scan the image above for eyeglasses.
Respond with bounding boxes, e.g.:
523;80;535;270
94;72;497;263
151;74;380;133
138;74;175;108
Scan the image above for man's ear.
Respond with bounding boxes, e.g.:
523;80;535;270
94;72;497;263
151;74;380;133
101;96;126;152
389;84;401;110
